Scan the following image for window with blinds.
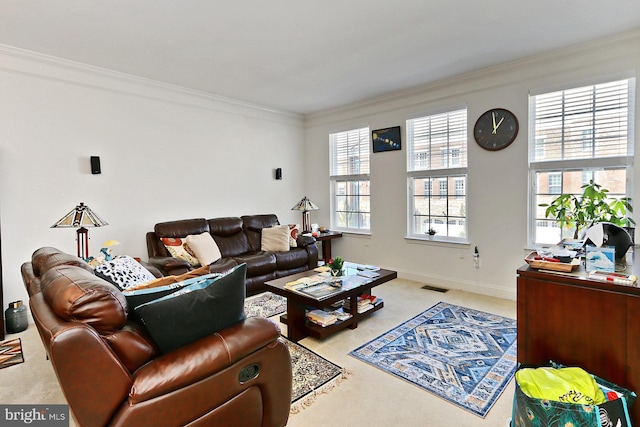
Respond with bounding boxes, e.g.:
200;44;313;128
407;108;468;241
530;78;635;244
329;127;371;232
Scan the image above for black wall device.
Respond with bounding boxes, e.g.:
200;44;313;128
90;156;101;174
275;168;282;180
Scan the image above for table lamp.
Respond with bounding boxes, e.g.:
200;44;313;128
291;196;319;233
51;202;108;259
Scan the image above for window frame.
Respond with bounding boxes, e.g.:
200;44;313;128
329;126;371;234
528;78;635;245
406;106;469;243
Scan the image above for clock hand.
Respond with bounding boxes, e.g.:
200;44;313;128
492;117;505;134
492;112;497;133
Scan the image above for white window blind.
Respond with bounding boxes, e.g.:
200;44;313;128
407;108;468;242
529;78;635;245
330;127;371;233
531;79;632;162
408;109;467;172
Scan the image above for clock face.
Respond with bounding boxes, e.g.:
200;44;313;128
473;108;519;151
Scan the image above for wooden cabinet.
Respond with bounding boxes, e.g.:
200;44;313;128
517;264;640;424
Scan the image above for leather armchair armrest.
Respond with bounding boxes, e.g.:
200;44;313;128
297;235;316;247
146;256;190;275
130;317;281;404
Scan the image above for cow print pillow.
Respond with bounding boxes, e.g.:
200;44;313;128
94;255;157;291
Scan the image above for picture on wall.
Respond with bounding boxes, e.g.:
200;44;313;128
372;126;401;153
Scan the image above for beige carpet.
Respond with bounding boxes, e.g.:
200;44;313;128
1;278;516;426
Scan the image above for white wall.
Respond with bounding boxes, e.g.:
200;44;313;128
0;45;305;306
2;29;639;308
303;29;640;300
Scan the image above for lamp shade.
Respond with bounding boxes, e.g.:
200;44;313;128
291;197;319;212
51;202;108;229
291;197;319;233
51;202;107;260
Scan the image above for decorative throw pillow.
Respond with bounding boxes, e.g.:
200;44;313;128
126;265;211;292
94;255;157;291
123;271;220;312
134;264;247;354
288;224;300;248
185;232;222;266
261;225;291;252
161;237;200;267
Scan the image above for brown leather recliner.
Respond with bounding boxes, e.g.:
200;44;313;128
21;247;292;427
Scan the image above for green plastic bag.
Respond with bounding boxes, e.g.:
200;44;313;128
512;363;636;427
516;366;606;405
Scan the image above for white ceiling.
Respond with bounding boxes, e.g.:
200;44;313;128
1;1;640;115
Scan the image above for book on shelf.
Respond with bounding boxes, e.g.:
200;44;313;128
307;308;352;326
343;294;381;313
306;309;338;326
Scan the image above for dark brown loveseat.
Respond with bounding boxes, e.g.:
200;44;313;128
21;247;292;427
146;214;318;296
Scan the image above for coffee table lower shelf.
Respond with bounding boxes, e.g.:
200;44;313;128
279;301;384;340
265;266;396;341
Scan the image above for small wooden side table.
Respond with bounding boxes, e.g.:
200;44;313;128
314;231;342;261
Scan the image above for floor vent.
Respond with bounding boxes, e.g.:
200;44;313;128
421;284;449;293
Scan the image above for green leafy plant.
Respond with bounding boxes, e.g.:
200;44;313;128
539;180;634;239
328;256;344;271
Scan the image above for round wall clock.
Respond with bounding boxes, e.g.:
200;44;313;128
473;108;519;151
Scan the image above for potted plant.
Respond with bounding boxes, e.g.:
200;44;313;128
427;227;437;236
328;256;344;276
539;180;634;240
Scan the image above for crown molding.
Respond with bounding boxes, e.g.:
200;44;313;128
306;28;640;127
0;44;303;126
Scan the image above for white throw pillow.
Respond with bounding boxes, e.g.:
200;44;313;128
261;225;291;252
185;232;222;266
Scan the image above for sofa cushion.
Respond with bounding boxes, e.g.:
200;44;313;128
233;252;276;278
261;225;290;252
185;232;222;266
33;247;94;277
242;214;280;252
207;217;251;257
154;218;209;239
40;265;128;334
134;264;247;354
94;256;157;291
161;237;200;267
274;250;310;270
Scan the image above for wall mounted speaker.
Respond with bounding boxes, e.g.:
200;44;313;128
275;168;282;180
90;156;101;174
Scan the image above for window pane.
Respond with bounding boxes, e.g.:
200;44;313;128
531;79;630;162
408;109;467;172
330;127;371;232
530;78;634;246
533;168;628;244
407;108;468;241
330;128;370;176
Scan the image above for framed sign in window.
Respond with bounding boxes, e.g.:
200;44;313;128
372;126;401;153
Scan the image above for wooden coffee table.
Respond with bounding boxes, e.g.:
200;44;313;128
264;265;397;342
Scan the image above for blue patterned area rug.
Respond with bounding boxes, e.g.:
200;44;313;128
349;302;517;417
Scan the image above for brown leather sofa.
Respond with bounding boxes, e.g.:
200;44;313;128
21;247;292;427
146;214;318;296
